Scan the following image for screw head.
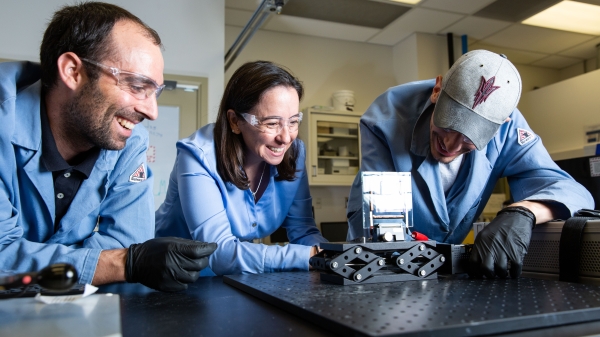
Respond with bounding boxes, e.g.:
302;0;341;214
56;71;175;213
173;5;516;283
399;258;404;265
439;256;446;262
378;259;384;266
354;247;362;254
355;273;362;280
419;244;425;251
331;262;338;269
420;270;426;276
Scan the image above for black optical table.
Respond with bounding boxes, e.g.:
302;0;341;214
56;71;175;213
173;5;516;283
99;273;600;337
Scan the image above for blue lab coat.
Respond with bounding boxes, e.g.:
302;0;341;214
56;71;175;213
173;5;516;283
155;124;327;275
347;79;594;243
0;62;155;284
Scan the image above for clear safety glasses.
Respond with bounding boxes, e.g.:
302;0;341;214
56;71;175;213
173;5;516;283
240;112;303;134
440;128;474;146
80;58;165;100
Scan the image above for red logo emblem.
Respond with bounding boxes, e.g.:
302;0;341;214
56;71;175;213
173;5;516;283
473;76;500;109
517;128;535;146
129;163;147;183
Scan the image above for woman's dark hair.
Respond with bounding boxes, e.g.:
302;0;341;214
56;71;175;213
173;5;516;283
214;60;304;189
40;1;162;91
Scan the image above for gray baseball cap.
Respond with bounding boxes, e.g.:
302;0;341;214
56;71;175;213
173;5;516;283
433;49;522;150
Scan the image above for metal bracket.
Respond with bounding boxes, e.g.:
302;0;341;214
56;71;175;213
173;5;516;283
310;241;444;285
395;242;442;278
327;247;385;281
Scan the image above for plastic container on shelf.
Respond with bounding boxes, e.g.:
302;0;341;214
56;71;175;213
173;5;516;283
332;90;355;112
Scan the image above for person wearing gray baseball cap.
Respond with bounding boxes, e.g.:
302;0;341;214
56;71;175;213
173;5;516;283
346;49;593;279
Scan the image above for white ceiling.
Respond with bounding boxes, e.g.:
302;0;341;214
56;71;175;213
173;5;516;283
225;0;600;70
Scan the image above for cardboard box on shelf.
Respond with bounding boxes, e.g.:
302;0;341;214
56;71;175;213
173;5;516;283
331;159;350;167
317;126;330;134
331;166;358;175
331;127;350;135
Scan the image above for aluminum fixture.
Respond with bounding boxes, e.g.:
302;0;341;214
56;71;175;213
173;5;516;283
225;0;285;72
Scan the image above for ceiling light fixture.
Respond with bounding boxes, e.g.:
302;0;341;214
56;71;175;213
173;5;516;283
522;0;600;35
388;0;422;4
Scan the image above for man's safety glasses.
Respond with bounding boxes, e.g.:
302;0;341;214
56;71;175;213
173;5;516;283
440;128;474;145
80;58;165;100
240;112;303;134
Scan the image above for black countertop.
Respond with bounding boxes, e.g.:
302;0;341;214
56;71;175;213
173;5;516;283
99;275;334;337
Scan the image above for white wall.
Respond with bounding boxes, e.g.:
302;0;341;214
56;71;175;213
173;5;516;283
392;33;449;85
225;26;397;114
514;64;560;94
392;34;420;84
416;33;451;80
519;68;600;155
560;62;586;82
0;0;225;122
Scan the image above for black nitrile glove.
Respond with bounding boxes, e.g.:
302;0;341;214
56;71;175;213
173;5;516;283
125;237;217;292
469;206;536;279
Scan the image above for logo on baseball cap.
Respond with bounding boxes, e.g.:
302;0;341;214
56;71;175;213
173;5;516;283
433;49;522;150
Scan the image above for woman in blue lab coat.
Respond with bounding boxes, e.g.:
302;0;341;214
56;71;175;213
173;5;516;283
155;61;327;275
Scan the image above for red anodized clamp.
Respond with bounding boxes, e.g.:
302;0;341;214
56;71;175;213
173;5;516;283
411;231;429;241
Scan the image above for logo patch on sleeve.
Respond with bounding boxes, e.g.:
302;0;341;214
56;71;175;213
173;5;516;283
129;163;147;183
517;128;536;146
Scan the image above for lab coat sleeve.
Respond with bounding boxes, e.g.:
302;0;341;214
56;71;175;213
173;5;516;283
0;105;100;284
496;110;594;217
0;169;99;278
281;147;328;246
176;143;315;275
0;239;101;284
359;117;398;173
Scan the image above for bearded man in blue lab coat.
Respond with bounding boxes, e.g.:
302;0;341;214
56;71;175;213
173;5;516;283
0;2;215;292
347;49;593;279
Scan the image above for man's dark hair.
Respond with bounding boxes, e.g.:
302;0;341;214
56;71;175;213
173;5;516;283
214;60;304;189
40;1;162;91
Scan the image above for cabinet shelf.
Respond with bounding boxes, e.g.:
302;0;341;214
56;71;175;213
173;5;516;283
316;133;358;139
300;108;362;186
318;156;359;160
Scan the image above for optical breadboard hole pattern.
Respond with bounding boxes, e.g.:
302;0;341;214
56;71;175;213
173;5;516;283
524;240;560;271
224;272;600;337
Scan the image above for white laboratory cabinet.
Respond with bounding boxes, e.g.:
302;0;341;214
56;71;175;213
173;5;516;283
299;108;362;186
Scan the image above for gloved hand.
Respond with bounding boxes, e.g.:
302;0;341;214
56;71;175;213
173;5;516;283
125;237;217;292
469;206;536;279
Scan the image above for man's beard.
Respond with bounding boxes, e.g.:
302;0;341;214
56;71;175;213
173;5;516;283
61;82;129;151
